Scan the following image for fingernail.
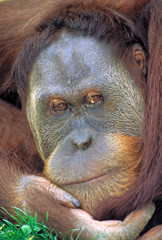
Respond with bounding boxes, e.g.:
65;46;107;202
71;197;81;207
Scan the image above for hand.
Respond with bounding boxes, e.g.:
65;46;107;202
65;203;156;240
16;179;156;240
16;175;80;215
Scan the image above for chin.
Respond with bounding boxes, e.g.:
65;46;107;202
62;170;137;217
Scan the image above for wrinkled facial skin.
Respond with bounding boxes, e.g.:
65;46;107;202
27;31;144;216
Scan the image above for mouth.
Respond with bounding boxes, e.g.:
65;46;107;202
62;168;119;187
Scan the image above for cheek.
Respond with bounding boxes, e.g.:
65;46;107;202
114;134;140;171
26;101;59;160
111;135;140;195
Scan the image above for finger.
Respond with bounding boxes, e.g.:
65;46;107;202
48;184;81;208
137;225;162;240
26;176;80;208
122;203;155;239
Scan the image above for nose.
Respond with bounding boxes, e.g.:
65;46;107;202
70;130;93;150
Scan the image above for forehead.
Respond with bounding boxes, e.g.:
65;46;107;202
29;30;126;91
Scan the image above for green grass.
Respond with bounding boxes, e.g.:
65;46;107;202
0;207;83;240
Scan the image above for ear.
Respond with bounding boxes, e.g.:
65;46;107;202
132;44;147;76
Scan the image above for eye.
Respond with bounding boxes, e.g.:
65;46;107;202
50;99;68;114
85;92;104;107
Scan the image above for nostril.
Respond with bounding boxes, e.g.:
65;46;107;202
82;137;91;150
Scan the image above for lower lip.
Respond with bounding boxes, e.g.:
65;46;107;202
62;168;119;187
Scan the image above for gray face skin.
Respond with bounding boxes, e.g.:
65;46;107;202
27;30;144;215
